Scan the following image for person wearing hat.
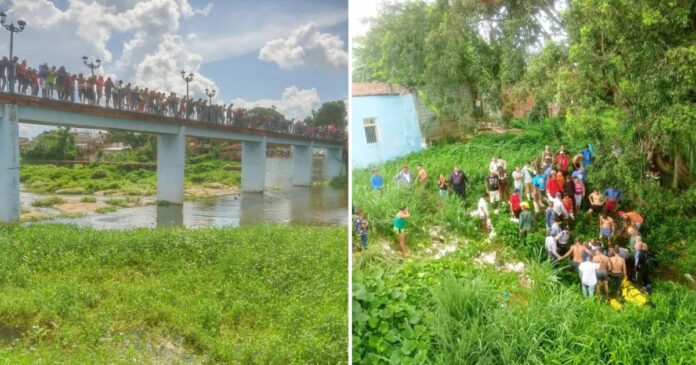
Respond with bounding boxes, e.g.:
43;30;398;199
393;165;413;186
509;188;521;218
518;202;534;239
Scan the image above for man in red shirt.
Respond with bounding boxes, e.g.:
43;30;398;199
546;171;562;201
556;151;570;173
509;188;521;218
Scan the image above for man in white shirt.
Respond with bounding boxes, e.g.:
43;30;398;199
578;256;600;297
551;193;569;219
489;157;499;174
545;235;561;261
478;193;489;233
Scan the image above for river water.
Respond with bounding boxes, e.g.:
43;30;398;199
21;186;347;229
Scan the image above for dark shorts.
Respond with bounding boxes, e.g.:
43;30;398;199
596;272;609;282
570;261;580;271
610;273;624;282
591;204;602;213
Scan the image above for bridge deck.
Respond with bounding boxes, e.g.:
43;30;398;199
0;93;343;147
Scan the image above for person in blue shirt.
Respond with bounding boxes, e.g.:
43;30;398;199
603;186;621;213
581;145;592;167
370;169;383;191
533;173;546;197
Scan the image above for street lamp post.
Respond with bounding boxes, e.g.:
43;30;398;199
180;71;194;119
205;88;215;122
82;56;101;77
0;11;26;93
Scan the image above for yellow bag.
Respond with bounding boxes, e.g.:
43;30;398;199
621;279;648;306
609;298;623;310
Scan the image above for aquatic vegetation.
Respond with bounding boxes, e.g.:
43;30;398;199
30;196;65;207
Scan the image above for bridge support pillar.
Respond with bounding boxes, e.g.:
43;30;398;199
242;139;267;192
292;143;313;186
324;147;344;179
0;104;20;223
157;126;186;204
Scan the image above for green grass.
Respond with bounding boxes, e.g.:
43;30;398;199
95;206;118;214
353;254;696;364
0;224;347;364
353;120;696;364
80;196;97;203
19;158;241;196
30;196;65;207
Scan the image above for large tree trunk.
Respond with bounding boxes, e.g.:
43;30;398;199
673;153;682;190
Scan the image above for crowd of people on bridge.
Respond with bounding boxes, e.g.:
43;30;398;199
0;57;345;141
356;142;655;302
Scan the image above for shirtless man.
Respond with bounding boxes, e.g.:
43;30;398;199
599;214;615;244
608;248;627;298
592;249;612;300
588;189;605;214
560;239;594;271
415;164;429;188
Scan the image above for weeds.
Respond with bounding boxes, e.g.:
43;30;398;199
0;224;347;364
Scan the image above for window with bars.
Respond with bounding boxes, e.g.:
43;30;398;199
363;118;379;144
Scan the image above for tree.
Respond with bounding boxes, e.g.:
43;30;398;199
21;127;77;161
310;101;347;129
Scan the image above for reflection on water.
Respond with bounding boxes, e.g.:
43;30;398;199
21;186;347;229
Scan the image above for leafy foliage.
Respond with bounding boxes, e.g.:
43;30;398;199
21;127;77;161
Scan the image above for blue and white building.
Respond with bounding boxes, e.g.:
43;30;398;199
351;83;432;168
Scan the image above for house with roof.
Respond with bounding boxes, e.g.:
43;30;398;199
351;82;433;168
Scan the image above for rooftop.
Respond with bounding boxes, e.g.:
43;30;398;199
352;82;411;97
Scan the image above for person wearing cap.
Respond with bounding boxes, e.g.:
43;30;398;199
393;165;413;186
509;188;521;218
620;210;643;230
518;202;534;239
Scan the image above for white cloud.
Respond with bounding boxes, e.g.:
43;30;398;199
189;10;346;63
230;86;321;121
258;22;347;70
3;0;216;98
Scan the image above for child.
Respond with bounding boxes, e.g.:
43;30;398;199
354;209;369;250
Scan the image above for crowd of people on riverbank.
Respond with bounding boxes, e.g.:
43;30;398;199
355;143;654;300
0;57;345;140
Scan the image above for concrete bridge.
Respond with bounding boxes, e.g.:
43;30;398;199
0;94;344;223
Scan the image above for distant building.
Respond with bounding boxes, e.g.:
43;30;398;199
351;82;431;168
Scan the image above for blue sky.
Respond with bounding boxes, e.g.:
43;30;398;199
4;0;347;137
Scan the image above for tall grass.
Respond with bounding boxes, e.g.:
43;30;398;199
0;224;347;364
353;255;696;364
